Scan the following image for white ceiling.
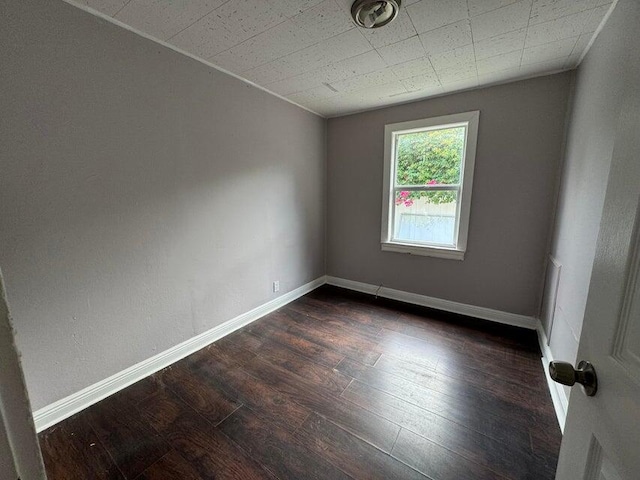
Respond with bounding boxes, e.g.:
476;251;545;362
73;0;614;117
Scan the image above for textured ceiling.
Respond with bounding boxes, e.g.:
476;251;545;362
72;0;614;117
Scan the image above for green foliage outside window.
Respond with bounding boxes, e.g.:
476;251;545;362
395;127;465;206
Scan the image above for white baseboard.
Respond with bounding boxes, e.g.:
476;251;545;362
325;276;538;330
34;274;564;433
535;323;568;432
33;276;326;432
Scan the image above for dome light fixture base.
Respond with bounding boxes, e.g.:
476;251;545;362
351;0;402;29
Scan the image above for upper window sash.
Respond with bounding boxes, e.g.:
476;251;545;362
391;121;469;136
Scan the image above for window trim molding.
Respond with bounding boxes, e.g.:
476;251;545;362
381;110;480;259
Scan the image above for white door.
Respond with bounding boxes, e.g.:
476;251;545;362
1;414;19;480
0;270;47;480
554;65;640;478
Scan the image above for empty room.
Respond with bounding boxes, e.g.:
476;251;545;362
2;0;639;478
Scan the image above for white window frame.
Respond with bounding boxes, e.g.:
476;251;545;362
381;110;480;260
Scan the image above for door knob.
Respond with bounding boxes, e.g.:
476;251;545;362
549;360;598;396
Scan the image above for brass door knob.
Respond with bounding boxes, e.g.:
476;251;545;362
549;360;598;396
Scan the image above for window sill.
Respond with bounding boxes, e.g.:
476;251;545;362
381;242;465;260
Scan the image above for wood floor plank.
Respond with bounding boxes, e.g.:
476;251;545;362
388;321;466;353
253;337;352;395
218;329;264;352
138;387;276;479
283;301;384;342
350;353;550;432
185;342;255;374
295;412;428;480
242;356;401;453
135;450;202;480
389;300;540;354
337;360;547;479
376;327;457;360
342;379;532;459
183;348;311;433
382;310;541;375
115;376;163;406
39;414;124;480
220;329;269;357
435;359;550;409
377;323;544;396
279;305;383;350
159;361;242;426
209;336;259;365
266;309;377;361
392;428;506;480
214;366;311;432
219;406;352;480
305;290;405;332
394;308;493;342
85;393;171;479
436;354;548;395
373;353;438;384
379;322;547;396
529;424;563;476
504;349;546;381
287;297;384;337
247;319;345;367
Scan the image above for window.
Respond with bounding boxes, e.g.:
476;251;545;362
381;111;479;260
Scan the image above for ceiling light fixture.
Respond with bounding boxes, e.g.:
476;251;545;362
351;0;401;29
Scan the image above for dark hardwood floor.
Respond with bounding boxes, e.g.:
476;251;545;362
38;285;562;480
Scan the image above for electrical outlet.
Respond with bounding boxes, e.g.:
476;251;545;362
273;281;280;293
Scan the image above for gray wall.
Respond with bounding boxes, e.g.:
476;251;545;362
327;74;571;316
0;0;325;410
543;0;639;400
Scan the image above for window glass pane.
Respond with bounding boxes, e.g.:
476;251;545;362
393;190;457;246
395;126;465;186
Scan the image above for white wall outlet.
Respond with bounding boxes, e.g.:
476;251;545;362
273;281;280;293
